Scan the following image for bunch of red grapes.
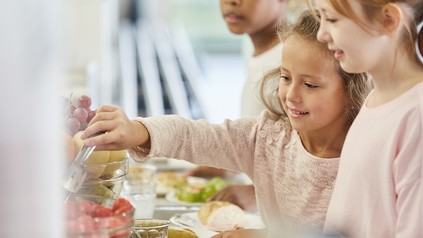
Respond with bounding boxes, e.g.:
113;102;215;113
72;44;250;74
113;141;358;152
64;95;96;136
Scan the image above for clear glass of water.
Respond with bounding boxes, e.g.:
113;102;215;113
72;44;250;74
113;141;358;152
121;163;157;219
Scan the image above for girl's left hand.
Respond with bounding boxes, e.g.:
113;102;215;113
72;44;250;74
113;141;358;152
211;229;266;238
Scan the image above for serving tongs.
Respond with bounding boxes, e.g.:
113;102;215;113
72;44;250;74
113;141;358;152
63;131;104;199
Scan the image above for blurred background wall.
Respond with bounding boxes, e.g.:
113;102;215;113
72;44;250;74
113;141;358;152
63;0;307;123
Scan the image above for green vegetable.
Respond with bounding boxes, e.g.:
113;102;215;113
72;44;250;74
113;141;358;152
176;186;202;203
176;177;228;203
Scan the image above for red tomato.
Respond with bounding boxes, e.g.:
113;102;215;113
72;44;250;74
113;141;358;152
112;197;133;215
95;205;113;217
78;200;98;217
76;215;95;233
66;197;133;237
108;217;131;238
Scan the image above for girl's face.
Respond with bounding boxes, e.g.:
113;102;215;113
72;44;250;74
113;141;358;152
279;35;347;134
315;0;389;73
219;0;285;35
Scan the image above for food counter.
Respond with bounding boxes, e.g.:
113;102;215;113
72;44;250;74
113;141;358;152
141;159;264;237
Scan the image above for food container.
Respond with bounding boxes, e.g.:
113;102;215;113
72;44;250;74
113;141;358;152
130;219;170;238
66;194;135;238
79;157;129;199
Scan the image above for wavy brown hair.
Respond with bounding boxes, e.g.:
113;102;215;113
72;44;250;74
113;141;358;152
258;10;372;126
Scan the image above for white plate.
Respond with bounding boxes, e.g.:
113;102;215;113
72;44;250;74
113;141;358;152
170;212;265;232
165;190;205;206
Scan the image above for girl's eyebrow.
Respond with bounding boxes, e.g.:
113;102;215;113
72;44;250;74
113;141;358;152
280;66;323;81
319;6;337;16
319;8;328;15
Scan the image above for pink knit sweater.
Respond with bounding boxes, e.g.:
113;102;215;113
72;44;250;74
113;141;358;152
129;111;339;230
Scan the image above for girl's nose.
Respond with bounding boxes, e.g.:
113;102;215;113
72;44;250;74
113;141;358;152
286;85;301;103
317;22;331;43
224;0;241;6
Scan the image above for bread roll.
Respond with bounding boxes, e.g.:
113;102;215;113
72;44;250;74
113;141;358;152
198;201;245;231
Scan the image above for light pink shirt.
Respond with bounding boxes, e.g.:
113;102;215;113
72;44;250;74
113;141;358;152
324;82;423;238
130;111;339;231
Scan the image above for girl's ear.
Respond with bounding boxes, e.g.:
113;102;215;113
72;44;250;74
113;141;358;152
381;3;402;35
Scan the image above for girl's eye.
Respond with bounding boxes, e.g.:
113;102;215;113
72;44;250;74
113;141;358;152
325;18;337;23
321;13;338;23
280;75;290;82
305;82;318;89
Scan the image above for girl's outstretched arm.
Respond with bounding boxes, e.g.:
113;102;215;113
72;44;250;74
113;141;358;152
83;104;259;174
81;105;150;151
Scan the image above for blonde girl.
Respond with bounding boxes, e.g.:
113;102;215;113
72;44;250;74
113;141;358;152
310;0;423;237
82;11;371;237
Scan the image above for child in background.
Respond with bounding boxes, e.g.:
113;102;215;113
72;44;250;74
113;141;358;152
82;11;371;236
311;0;423;237
221;0;287;117
188;0;289;212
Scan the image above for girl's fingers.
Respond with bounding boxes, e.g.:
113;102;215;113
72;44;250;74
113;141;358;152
97;104;120;113
86;113;113;129
83;131;121;150
82;120;107;138
82;119;117;142
80;105;132;150
88;109;120;126
93;111;116;121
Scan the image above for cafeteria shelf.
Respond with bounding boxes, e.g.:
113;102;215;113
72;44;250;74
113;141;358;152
136;19;165;116
118;19;138;118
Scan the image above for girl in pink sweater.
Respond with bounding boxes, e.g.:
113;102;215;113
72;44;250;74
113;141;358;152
82;11;370;237
311;0;423;237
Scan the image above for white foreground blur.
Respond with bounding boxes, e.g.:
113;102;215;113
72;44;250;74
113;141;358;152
0;0;64;237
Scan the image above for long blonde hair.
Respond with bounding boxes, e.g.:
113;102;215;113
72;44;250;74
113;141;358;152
258;10;372;126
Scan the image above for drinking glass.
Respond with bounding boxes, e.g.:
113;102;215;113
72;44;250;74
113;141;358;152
121;162;157;219
130;219;170;238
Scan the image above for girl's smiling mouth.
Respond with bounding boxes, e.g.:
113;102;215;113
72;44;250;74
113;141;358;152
334;50;344;60
288;108;310;118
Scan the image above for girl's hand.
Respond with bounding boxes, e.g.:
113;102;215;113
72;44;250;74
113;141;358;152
211;229;266;238
81;105;149;151
209;185;257;212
